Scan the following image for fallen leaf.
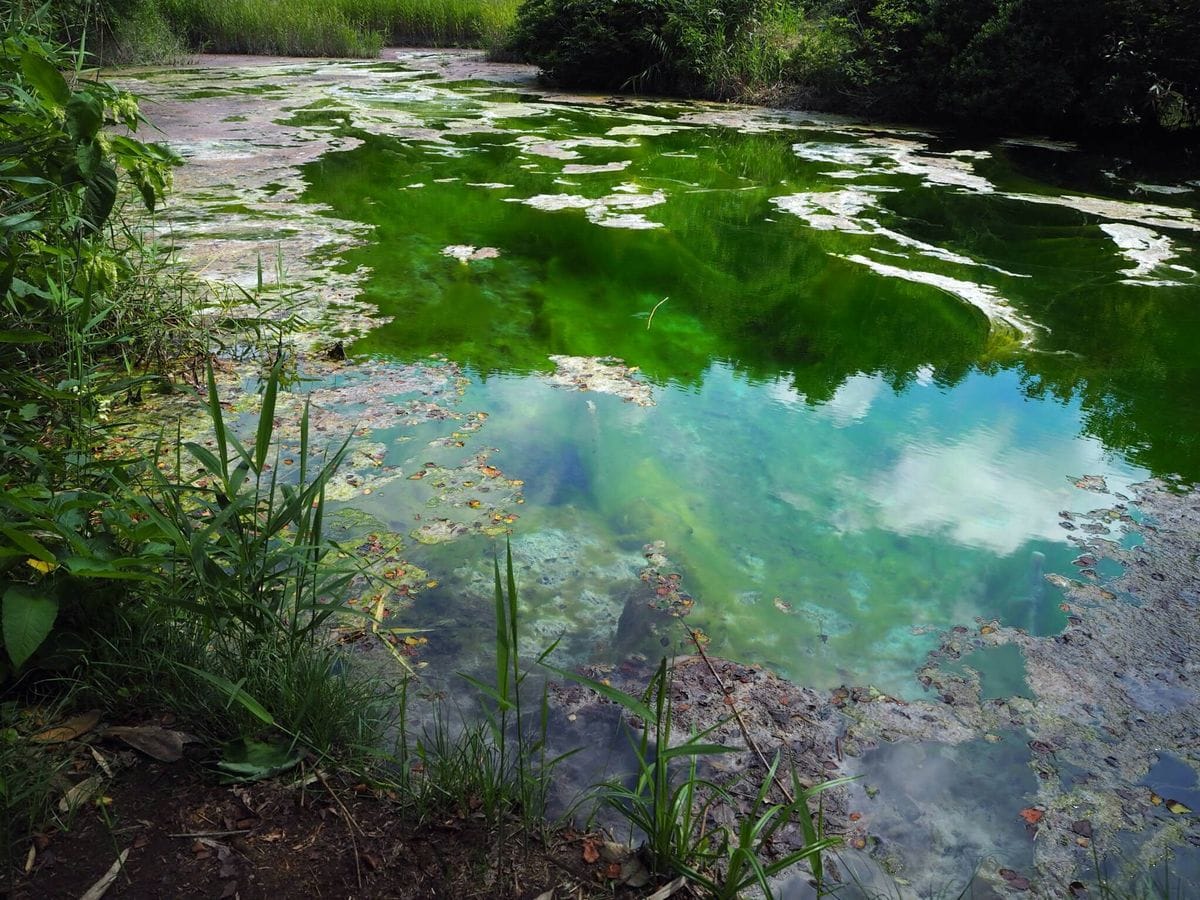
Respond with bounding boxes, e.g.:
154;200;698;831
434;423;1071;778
1019;807;1043;825
1150;791;1164;805
105;726;190;763
33;710;102;744
999;869;1031;891
79;848;129;900
59;775;104;814
582;839;600;864
1167;799;1191;814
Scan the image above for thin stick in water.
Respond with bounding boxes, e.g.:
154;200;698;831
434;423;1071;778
646;296;669;330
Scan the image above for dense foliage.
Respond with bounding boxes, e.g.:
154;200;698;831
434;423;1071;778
1;7;371;763
508;0;787;97
510;0;1200;136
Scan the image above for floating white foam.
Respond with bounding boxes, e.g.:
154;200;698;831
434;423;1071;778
606;124;686;137
1134;182;1193;196
791;138;996;193
1004;193;1200;232
515;135;638;160
506;188;667;230
771;190;1027;277
837;254;1037;342
1099;224;1195;285
441;245;500;262
770;189;881;233
562;160;631;175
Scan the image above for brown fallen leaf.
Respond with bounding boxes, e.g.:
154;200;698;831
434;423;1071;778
105;726;191;763
1018;807;1043;825
33;710;102;744
582;839;600;864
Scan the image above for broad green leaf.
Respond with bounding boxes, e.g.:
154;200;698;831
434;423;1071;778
20;52;70;108
253;364;280;473
0;525;56;563
65;93;103;142
82;161;118;231
2;586;58;669
215;738;305;783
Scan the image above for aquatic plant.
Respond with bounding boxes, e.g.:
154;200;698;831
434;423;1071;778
552;656;843;896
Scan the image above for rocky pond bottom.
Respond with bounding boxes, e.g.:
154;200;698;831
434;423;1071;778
115;50;1200;895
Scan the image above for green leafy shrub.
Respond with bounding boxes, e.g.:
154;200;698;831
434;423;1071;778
509;0;785;98
0;15;182;677
786;0;1199;134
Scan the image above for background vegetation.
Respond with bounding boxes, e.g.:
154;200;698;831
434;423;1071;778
512;0;1200;137
45;0;519;60
33;0;1200;137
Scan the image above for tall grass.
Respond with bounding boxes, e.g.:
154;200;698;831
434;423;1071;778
156;0;520;58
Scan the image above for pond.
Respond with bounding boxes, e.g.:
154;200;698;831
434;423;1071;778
120;51;1200;894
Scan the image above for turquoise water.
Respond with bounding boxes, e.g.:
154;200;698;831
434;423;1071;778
282;71;1200;694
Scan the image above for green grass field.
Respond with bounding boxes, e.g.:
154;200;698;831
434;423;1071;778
156;0;521;57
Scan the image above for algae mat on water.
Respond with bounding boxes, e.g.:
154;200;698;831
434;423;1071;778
116;51;1200;894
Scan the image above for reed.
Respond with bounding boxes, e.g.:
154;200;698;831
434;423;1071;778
156;0;521;58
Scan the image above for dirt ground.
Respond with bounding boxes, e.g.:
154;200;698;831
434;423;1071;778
6;751;643;900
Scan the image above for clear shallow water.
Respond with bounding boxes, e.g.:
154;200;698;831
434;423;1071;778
123;55;1200;891
285;69;1200;694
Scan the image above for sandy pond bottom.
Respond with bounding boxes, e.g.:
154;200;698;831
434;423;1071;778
115;50;1200;895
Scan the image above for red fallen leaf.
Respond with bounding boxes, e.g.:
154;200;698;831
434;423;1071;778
582;839;600;864
606;863;622;879
849;812;862;821
1019;808;1043;825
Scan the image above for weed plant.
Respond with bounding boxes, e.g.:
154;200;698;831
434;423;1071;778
554;656;845;896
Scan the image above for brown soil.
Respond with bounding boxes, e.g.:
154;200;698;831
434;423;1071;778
6;754;633;899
